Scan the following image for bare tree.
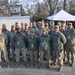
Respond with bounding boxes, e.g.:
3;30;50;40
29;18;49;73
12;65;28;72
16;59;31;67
62;0;75;14
43;0;59;16
21;0;75;20
21;0;39;20
34;2;50;20
63;0;66;10
0;0;9;16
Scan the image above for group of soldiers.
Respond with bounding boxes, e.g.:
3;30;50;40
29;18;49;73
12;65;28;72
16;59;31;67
0;20;75;72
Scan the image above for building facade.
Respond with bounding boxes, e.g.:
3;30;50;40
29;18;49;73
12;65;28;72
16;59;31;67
0;0;24;16
9;4;22;16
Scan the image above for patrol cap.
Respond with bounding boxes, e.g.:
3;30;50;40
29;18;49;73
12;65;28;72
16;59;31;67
41;20;44;23
0;25;2;29
25;23;28;26
41;21;45;25
54;25;59;29
11;25;15;28
61;24;64;27
51;26;54;29
45;23;48;26
68;22;72;25
17;25;21;29
21;23;23;25
33;22;36;25
15;22;18;24
30;29;35;33
57;22;61;25
2;24;6;26
49;21;54;25
38;21;41;24
42;28;46;31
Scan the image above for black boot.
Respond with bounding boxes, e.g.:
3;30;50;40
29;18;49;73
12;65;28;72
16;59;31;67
39;62;42;69
6;62;10;68
47;63;50;69
58;65;63;72
24;61;29;67
0;62;2;68
14;62;19;68
34;60;37;66
30;61;33;67
70;61;74;67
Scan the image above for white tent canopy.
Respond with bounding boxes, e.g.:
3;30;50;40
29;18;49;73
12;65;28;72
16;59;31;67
47;10;75;21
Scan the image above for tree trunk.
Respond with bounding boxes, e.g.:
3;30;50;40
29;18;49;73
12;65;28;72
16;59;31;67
63;0;66;10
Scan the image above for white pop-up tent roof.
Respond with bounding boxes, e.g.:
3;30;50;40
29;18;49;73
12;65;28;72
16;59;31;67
47;10;75;21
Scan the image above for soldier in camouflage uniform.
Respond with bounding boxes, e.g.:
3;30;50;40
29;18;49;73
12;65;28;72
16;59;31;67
39;28;51;69
65;23;75;67
37;22;41;29
13;26;28;67
49;26;54;63
27;29;39;66
2;24;10;60
9;25;16;60
45;23;50;34
25;23;30;37
38;22;45;36
60;24;67;62
32;22;39;36
51;25;66;71
61;21;67;30
49;21;54;30
57;22;61;29
0;28;9;68
15;22;19;31
21;23;25;33
29;22;33;30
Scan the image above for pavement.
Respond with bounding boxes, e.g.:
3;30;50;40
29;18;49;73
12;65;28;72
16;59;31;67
0;61;75;75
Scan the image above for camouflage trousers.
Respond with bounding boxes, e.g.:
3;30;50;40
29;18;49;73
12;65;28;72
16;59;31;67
53;49;64;66
39;50;50;64
29;50;38;64
14;47;27;62
50;48;54;60
66;46;75;63
10;45;15;59
63;45;67;61
0;46;9;62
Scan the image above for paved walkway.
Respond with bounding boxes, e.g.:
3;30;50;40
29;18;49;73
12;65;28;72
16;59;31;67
0;61;75;75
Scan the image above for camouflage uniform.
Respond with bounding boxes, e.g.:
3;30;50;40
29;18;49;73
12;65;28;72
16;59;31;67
60;28;66;62
21;28;25;34
49;21;54;30
2;29;10;59
65;29;75;66
25;30;30;37
27;35;39;66
13;32;27;63
39;33;51;68
0;34;9;67
51;31;66;68
49;31;54;60
38;28;45;36
32;27;39;36
46;28;50;34
9;30;16;59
